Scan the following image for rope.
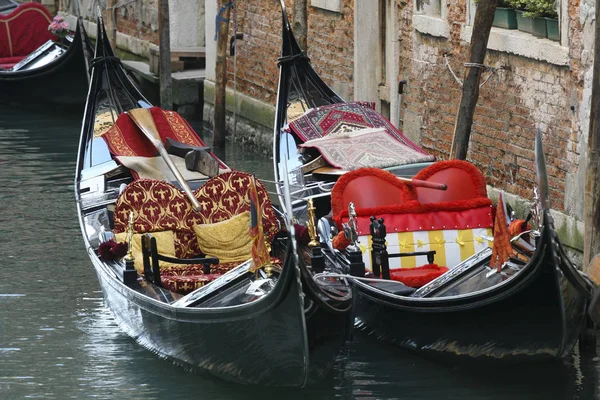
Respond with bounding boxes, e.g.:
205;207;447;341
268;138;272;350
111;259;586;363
214;1;233;41
443;54;498;88
277;53;310;66
444;54;463;87
464;62;486;69
314;272;406;285
88;56;121;74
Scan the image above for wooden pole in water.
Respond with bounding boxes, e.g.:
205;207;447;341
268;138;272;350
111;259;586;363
213;2;231;149
158;0;173;110
449;0;497;160
583;0;600;270
293;0;307;51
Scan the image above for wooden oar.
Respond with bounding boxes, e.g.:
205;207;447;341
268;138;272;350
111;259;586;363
312;166;447;190
127;108;202;211
398;176;447;191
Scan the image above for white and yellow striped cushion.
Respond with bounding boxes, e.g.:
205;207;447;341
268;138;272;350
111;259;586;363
357;227;493;271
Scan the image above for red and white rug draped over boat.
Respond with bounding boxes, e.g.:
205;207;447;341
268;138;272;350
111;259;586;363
299;127;435;171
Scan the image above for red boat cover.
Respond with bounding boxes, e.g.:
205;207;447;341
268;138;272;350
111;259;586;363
0;2;56;59
102;107;213;156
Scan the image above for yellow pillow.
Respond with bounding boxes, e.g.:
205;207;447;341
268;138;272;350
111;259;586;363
115;230;176;274
193;211;252;263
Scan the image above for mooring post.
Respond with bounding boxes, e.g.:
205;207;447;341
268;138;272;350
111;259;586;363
158;0;173;110
449;0;497;160
584;0;600;271
213;2;232;149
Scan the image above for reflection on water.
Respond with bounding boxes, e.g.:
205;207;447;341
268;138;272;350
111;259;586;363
0;106;599;399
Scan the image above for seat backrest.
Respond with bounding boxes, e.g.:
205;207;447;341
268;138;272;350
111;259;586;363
113;172;279;258
331;163;494;272
113;179;199;258
0;3;55;58
412;160;488;204
331;168;416;222
193;171;280;242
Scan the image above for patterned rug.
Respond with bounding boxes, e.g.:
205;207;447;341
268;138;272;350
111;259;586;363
288;101;429;155
300;127;435;171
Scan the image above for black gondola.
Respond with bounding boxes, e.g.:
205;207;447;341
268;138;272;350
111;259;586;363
0;6;91;111
74;15;351;386
272;1;598;362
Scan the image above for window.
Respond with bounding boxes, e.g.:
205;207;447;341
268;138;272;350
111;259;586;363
311;0;341;13
461;0;568;66
412;0;449;38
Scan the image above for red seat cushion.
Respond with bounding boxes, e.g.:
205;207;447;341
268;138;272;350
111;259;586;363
160;257;282;295
0;3;56;58
389;264;449;288
0;55;25;69
412;160;488;204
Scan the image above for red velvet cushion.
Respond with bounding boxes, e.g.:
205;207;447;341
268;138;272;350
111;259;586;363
0;3;56;58
331;168;417;223
0;55;25;69
412;160;489;204
113;173;280;257
389;264;449;288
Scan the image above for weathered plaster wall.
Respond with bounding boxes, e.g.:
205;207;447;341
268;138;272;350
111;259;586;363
169;0;204;48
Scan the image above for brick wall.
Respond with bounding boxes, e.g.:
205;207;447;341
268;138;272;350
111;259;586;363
398;1;585;215
224;0;355;105
306;0;354;97
221;0;284;105
110;0;158;44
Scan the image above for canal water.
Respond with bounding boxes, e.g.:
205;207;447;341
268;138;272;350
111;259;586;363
1;106;599;399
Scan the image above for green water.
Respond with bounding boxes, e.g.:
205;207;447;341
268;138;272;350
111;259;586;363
0;106;598;399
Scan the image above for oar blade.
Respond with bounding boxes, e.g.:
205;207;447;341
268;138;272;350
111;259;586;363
127;108;161;145
126;107;202;211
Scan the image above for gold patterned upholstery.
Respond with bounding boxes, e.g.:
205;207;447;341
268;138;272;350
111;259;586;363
112;171;280;294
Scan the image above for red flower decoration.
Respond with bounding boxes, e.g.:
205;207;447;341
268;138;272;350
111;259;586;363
98;239;128;261
294;223;310;246
111;241;128;258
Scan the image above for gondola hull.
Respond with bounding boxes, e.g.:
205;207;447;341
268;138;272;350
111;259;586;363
0;24;89;111
352;250;587;361
87;228;348;386
75;17;351;387
270;0;594;363
91;256;303;385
